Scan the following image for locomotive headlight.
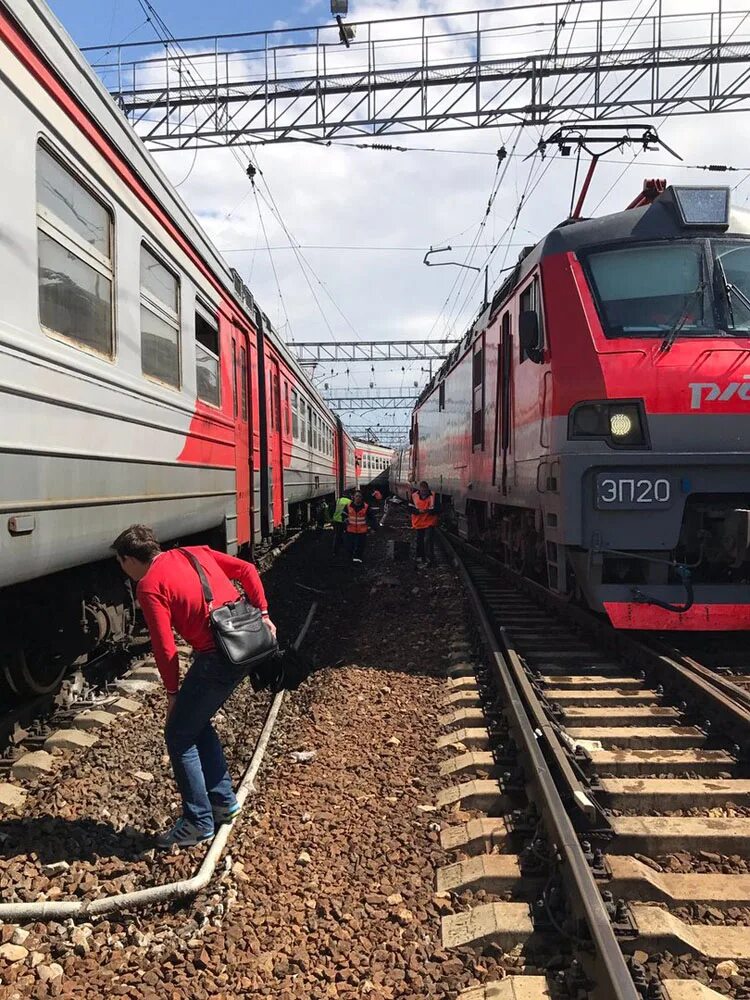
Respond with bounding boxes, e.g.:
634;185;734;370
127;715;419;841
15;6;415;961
609;411;633;437
569;400;648;448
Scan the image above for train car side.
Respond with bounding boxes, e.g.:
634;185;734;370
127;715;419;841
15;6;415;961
0;0;346;692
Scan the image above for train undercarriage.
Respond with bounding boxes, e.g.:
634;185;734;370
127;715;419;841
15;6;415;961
448;492;750;625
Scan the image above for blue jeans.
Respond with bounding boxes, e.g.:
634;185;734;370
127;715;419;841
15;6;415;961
164;651;243;833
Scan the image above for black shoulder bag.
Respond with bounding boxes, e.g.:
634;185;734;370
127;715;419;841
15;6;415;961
179;549;279;689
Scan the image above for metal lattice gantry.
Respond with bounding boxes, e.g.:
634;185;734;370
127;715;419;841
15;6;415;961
292;340;458;363
323;387;419;411
86;1;750;148
345;426;409;445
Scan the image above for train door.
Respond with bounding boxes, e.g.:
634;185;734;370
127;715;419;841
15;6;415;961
231;326;252;547
334;417;345;495
498;312;512;496
268;359;284;527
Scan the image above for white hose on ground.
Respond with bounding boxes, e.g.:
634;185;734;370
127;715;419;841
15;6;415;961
0;603;318;923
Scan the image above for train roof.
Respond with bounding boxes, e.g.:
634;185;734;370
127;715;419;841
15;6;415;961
417;184;750;409
525;185;750;268
7;0;333;417
352;439;396;453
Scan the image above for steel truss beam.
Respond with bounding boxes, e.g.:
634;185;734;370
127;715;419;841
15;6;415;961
324;395;416;410
86;1;750;147
293;340;458;362
346;429;407;444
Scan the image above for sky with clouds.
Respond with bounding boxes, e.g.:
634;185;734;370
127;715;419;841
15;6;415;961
48;0;750;440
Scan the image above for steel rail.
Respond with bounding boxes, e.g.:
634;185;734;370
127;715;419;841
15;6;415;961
452;536;750;753
441;532;639;1000
497;627;599;821
0;604;317;922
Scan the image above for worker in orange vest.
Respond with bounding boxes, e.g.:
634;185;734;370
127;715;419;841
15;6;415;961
409;480;440;565
343;490;377;564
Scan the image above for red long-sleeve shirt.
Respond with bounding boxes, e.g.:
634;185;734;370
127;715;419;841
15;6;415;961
136;546;268;693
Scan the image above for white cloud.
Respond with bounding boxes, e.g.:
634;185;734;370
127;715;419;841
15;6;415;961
142;0;750;424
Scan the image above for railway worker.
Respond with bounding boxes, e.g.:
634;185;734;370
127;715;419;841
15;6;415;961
315;498;330;530
111;524;276;849
409;480;440;566
369;487;384;519
331;490;352;555
343;490;378;564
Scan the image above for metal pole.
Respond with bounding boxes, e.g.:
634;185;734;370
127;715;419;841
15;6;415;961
475;11;481;120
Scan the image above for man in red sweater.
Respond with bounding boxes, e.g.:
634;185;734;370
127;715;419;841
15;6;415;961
112;524;275;848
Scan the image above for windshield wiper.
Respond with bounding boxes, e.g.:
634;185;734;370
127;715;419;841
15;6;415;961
659;280;706;353
716;255;750;327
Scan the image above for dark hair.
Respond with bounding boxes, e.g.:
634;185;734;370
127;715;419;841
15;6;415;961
111;525;161;562
419;480;429;489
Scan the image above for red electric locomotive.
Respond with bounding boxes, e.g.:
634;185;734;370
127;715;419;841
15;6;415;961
412;181;750;630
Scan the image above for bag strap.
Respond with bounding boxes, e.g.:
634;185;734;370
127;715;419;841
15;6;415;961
178;548;214;611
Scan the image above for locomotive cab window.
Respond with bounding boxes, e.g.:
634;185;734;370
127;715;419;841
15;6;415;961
584;243;713;337
195;302;220;406
140;244;180;388
36;144;114;357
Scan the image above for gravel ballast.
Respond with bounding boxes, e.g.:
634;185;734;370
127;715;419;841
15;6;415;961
0;515;511;999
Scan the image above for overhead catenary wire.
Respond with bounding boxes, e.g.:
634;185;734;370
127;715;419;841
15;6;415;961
283;139;750;176
426;125;523;344
131;0;359;362
252;185;293;339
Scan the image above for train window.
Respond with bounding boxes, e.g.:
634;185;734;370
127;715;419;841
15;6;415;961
308;404;313;446
292;390;299;438
585;244;713;337
519;278;543;362
273;374;281;432
195;302;220;406
439;381;446;411
300;398;307;444
240;345;248;420
231;341;238;417
36;144;113;357
284;383;290;435
139;245;180;388
472;337;485;449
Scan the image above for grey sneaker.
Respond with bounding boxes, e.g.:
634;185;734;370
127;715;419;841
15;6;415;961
157;817;214;849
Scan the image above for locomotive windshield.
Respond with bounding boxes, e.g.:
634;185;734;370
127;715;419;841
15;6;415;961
584;239;750;338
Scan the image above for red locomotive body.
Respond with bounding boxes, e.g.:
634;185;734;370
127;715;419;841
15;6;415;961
413;184;750;629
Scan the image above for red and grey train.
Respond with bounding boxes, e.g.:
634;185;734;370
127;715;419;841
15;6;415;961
0;0;389;695
406;180;750;630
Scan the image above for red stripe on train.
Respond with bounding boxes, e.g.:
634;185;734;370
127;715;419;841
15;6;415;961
604;603;750;630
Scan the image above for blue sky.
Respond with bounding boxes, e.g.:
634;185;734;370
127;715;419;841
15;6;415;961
49;0;328;49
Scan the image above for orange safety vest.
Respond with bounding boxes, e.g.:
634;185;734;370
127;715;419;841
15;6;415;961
411;491;439;530
346;502;370;534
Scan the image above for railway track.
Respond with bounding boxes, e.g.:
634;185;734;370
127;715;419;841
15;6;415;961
439;534;750;1000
